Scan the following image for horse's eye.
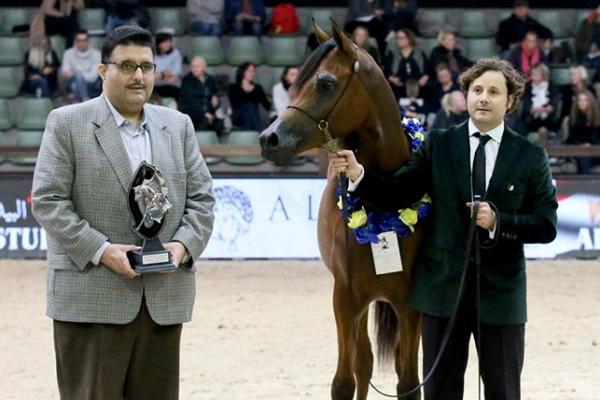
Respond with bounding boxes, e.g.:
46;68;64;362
317;79;336;93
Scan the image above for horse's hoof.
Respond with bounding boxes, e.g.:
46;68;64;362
331;377;355;400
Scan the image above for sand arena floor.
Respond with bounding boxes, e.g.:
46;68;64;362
0;259;598;400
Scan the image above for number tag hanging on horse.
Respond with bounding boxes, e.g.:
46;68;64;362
371;231;403;275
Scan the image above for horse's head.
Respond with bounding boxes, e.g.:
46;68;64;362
260;20;375;166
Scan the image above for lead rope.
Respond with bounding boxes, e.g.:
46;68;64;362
367;200;482;398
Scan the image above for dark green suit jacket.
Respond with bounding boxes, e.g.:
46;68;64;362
354;121;558;325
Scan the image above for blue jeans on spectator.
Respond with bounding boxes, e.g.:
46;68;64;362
190;20;221;36
231;20;261;36
22;78;52;98
232;103;262;131
66;73;99;101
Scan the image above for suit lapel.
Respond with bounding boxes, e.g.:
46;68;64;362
145;106;171;178
93;97;132;194
449;122;472;204
486;127;523;200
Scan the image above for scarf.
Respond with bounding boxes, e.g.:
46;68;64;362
520;43;540;79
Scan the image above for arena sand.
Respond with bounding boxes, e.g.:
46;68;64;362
0;260;598;400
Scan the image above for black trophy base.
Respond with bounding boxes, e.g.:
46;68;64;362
127;249;177;274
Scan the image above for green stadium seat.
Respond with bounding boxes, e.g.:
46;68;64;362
88;35;106;52
551;67;571;86
535;10;570;39
227;36;264;66
0;99;13;130
305;9;334;34
49;35;66;60
496;9;513;25
0;8;30;36
188;36;225;66
0;130;5;164
17;98;53;130
11;130;44;165
265;36;305;66
419;9;448;38
464;38;498;61
419;37;440;56
270;66;285;90
459;11;494;38
151;8;186;36
0;67;21;97
225;130;263;165
77;8;106;34
196;130;221;164
0;37;25;66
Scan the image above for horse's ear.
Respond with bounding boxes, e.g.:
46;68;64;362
313;19;331;44
330;18;357;59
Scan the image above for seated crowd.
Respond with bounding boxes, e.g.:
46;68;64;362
8;0;600;172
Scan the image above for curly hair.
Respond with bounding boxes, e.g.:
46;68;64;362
459;57;526;113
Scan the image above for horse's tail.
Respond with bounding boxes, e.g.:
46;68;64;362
374;301;398;366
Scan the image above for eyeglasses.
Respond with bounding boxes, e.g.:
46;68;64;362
105;60;157;74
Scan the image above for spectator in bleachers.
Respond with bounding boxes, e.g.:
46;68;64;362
104;0;150;33
40;0;84;48
399;79;427;125
153;31;182;99
495;0;552;54
429;30;472;78
272;66;299;117
187;0;224;36
509;31;548;80
575;7;600;62
426;63;459;113
384;0;418;35
567;89;600;173
268;1;300;35
520;63;559;139
543;37;575;65
430;90;468;130
228;62;271;131
352;25;381;65
384;28;429;99
225;0;266;36
345;0;391;60
60;30;101;102
560;65;593;120
178;56;222;133
21;35;60;98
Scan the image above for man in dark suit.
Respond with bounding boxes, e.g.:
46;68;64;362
330;58;558;399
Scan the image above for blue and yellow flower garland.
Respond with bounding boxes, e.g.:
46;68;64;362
338;117;431;245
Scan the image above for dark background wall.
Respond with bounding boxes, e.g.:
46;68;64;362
2;0;597;8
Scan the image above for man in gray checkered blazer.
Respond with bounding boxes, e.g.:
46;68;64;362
32;26;215;400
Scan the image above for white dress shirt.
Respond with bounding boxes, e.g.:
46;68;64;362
91;97;153;265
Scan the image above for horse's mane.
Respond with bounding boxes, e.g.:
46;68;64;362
295;39;337;91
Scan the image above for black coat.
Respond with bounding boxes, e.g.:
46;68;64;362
353;121;558;324
496;14;553;51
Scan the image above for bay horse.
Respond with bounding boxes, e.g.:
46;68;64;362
260;21;424;400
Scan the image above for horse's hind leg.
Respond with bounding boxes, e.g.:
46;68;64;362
331;284;357;400
354;310;374;400
395;305;422;400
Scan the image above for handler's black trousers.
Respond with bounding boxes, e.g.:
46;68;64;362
422;267;525;400
53;297;182;400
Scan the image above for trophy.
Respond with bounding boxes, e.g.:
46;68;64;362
126;161;177;273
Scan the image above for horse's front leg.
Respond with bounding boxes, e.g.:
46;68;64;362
354;310;374;400
395;305;422;400
331;282;357;400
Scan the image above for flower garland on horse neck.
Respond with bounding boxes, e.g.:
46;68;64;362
338;117;432;245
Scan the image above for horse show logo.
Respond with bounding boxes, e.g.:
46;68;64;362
213;185;253;251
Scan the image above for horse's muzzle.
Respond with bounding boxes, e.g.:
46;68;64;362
259;120;298;165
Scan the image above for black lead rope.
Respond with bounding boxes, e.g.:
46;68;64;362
366;199;483;399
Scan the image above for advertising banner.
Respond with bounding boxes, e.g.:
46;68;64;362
1;176;599;259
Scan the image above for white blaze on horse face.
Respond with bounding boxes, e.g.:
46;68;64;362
466;70;512;132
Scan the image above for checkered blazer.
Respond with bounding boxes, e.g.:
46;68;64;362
32;96;215;325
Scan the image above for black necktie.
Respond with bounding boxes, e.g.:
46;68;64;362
472;132;492;199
